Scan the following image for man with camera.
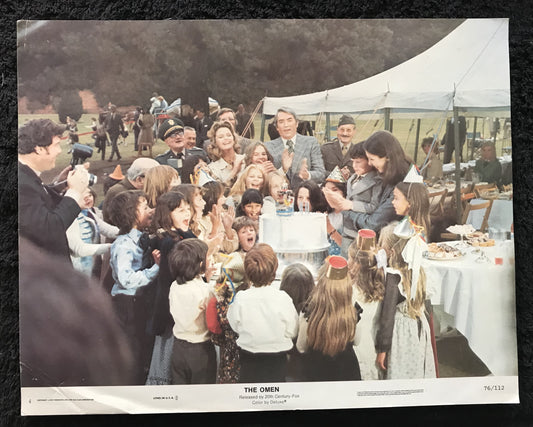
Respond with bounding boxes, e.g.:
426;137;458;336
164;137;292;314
18;119;89;264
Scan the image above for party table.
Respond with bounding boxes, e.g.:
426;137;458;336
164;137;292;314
423;240;517;376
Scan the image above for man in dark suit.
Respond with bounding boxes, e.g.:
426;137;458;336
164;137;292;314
194;107;214;147
183;126;209;161
18;119;88;264
105;104;125;162
320;115;357;180
264;107;326;189
441;115;467;164
236;103;254;139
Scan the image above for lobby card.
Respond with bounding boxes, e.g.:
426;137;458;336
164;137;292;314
17;18;518;415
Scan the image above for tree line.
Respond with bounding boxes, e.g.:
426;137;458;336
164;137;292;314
17;19;463;115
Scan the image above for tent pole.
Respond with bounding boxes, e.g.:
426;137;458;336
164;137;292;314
453;107;462;224
384;108;391;131
413;119;421;164
325;113;331;141
470;117;478;160
260;114;266;141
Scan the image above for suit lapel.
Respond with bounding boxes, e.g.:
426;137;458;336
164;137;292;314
290;134;305;177
332;141;343;163
350;171;378;195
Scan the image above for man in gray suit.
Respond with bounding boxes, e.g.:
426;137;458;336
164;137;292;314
320;115;356;180
264;107;326;189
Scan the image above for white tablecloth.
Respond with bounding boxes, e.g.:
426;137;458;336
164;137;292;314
467;198;513;231
423;241;517;376
442;155;512;174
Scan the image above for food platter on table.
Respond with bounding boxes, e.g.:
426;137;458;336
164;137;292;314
424;242;465;261
465;231;496;247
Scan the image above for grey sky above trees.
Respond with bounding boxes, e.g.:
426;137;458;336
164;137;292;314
17;19;463;113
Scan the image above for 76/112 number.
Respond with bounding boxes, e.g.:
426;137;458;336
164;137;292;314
484;385;505;391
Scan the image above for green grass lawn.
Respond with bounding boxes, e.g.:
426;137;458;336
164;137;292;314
19;113;172;206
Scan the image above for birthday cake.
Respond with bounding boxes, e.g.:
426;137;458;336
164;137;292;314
259;212;330;252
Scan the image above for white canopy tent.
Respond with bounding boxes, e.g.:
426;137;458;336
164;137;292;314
262;18;510;116
261;18;510;222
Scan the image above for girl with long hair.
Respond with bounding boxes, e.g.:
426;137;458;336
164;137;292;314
243;141;276;174
296;256;362;381
261;171;290;215
145;191;197;385
198;181;239;259
228;164;266;207
293;180;328;213
347;243;386;380
143;165;181;208
171;183;205;237
374;223;436;379
392;182;431;241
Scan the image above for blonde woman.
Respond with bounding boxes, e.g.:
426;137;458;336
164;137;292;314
143;165;181;208
296;256;361;381
207;121;245;189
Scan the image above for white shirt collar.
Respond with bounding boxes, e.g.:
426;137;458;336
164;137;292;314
281;134;297;149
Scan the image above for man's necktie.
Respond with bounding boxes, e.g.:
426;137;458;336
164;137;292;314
287;139;294;154
342;145;348;155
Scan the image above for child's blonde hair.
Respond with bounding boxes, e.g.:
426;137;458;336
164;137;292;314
229;164;266;197
305;261;356;357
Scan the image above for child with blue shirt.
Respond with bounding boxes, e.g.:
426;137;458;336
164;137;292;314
107;190;161;384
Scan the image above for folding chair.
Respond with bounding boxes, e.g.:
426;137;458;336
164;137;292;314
474;183;498;198
440;199;493;240
428;188;448;217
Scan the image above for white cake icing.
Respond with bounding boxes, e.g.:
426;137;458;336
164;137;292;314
259;212;330;252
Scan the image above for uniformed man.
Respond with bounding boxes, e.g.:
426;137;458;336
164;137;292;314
155;118;208;174
320;115;357;180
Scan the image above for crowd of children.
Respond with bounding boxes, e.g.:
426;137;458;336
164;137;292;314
57;119;441;385
88;158;437;385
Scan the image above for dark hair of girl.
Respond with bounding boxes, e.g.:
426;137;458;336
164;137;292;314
201;181;225;216
151;191;188;236
293;180;329;213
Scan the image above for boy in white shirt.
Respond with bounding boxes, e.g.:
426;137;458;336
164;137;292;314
227;243;299;383
168;238;216;384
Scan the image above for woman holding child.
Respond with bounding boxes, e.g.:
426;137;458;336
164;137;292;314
323;132;412;257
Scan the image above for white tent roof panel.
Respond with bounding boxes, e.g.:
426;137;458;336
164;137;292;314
263;19;510;115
